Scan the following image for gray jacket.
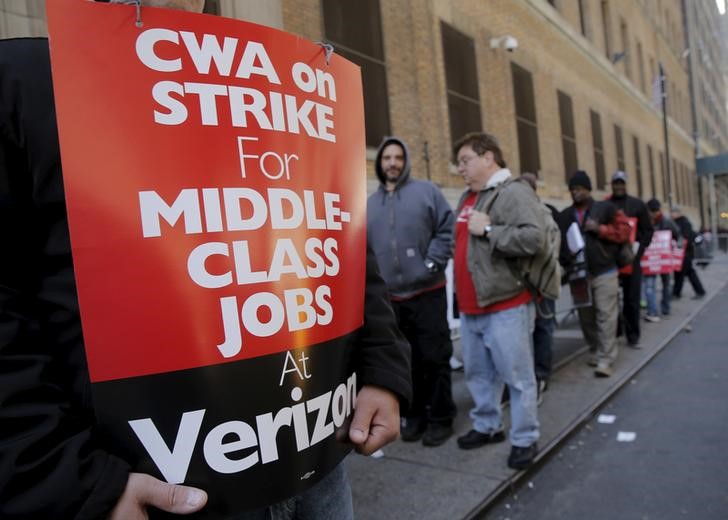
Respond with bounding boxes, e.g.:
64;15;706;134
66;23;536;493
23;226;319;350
367;137;454;299
456;172;545;308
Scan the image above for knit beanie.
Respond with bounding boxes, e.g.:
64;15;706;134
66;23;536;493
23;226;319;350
568;170;592;191
646;198;661;212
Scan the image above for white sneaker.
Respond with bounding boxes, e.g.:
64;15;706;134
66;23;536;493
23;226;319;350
644;314;661;323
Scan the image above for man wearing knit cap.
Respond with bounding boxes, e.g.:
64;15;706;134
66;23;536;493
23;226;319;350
610;171;653;347
557;171;631;377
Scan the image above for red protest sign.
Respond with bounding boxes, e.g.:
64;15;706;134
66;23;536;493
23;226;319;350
641;230;673;275
618;216;638;275
47;1;366;513
48;1;365;383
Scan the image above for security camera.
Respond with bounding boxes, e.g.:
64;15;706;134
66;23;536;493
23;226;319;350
504;36;518;52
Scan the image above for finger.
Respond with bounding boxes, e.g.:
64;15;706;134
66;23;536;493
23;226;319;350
134;474;208;514
356;422;397;456
348;399;375;446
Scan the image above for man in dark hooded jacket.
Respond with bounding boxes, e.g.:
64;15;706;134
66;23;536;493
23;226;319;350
367;137;456;447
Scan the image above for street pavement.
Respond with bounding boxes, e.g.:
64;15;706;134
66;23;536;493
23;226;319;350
485;267;728;520
346;253;728;520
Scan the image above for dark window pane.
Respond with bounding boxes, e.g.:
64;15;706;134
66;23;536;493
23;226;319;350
203;0;220;15
441;22;480;102
517;120;541;174
647;145;656;197
591;110;605;188
512;63;537;123
322;0;384;60
448;95;482;145
614;124;625;172
323;1;389;147
441;22;482;145
558;91;577;183
335;48;390;148
562;138;578;184
633;136;643;198
557;90;575;137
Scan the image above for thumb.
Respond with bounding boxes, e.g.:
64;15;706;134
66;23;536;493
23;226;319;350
135;474;208;514
349;399;375;445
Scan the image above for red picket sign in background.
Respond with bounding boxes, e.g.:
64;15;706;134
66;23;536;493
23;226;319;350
641;230;674;275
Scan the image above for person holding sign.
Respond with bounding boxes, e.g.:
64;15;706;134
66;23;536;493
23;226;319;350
557;171;631;378
0;1;411;518
609;171;654;347
367;137;456;447
643;198;681;321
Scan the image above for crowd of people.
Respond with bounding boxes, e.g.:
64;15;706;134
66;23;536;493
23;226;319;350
369;131;708;472
0;1;712;515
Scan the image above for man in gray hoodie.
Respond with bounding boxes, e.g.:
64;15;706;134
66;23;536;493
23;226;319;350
367;137;456;447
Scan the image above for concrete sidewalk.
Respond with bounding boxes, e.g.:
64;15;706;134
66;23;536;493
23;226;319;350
346;254;728;520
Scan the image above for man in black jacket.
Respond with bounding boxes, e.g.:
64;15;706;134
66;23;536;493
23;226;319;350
557;171;630;378
609;171;653;347
670;205;706;300
0;20;410;520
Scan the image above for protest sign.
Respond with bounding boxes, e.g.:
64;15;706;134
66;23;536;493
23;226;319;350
47;1;365;513
641;230;673;275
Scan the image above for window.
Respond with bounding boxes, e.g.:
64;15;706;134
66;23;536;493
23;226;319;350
636;41;646;93
601;0;612;59
672;158;679;203
511;63;540;175
619;18;631;79
557;90;578;183
633;136;643;198
647;144;656;197
203;0;220;15
441;22;482;146
659;152;667;202
323;0;390;147
577;0;589;38
614;124;625;172
591;110;606;189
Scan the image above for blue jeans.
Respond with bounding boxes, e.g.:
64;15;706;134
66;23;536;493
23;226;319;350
460;303;539;447
230;462;353;520
644;274;671;316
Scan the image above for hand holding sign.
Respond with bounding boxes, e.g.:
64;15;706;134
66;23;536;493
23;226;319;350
110;473;207;519
348;385;400;456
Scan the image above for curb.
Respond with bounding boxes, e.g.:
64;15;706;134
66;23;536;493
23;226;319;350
462;278;728;520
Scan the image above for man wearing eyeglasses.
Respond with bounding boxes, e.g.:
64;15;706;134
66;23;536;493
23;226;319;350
451;132;544;470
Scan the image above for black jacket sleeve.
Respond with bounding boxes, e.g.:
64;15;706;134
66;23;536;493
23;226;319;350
0;38;130;519
352;242;412;408
633;198;654;260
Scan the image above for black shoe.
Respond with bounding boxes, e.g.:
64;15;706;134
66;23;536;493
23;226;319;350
457;429;506;449
422;423;453;447
508;443;538;470
400;417;426;442
692;293;706;300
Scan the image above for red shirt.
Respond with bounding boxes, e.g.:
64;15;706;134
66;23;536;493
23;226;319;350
454;192;531;315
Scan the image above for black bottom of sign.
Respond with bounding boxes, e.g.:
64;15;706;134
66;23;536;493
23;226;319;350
92;335;356;517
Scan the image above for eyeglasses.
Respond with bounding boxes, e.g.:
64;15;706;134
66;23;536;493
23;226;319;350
455;153;482;167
